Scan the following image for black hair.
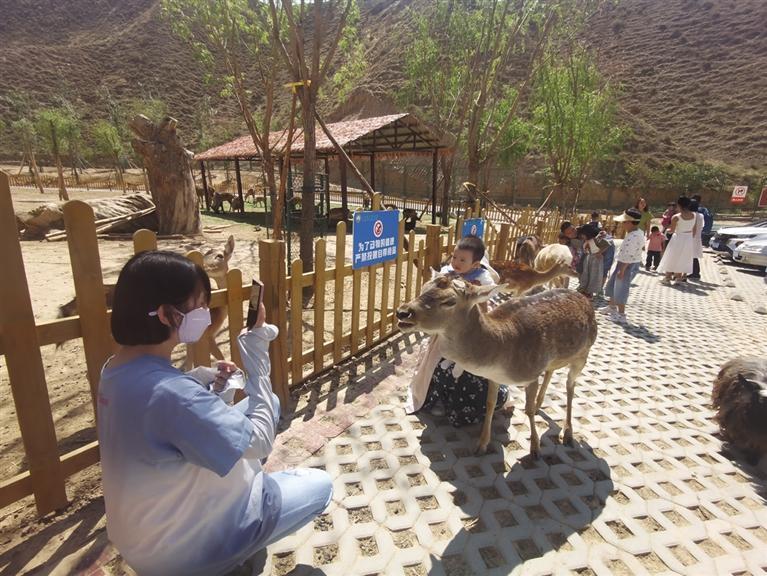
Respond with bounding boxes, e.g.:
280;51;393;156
456;235;485;262
579;224;599;239
651;225;659;232
692;194;701;202
560;221;573;233
689;199;700;212
635;197;649;212
677;195;692;210
111;251;211;346
591;211;600;219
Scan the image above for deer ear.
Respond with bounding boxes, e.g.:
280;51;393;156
224;235;235;260
463;283;499;305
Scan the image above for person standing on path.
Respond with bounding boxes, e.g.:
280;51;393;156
657;196;698;284
645;226;665;271
689;198;705;279
599;208;645;324
635;197;653;238
693;194;714;246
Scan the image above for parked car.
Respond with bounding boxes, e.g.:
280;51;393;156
732;237;767;273
709;220;767;256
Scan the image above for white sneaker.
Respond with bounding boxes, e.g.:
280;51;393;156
611;312;628;324
598;305;615;316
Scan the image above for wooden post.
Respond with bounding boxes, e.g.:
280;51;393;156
391;219;405;331
290;259;303;384
431;149;438;224
371;192;382;211
133;228;158;253
234;159;245;213
323;156;330;217
333;222;346;364
200;161;210;211
226;268;244;369
0;172;68;515
425;224;441;279
186;251;211;367
259;240;289;405
496;223;511;262
313;239;326;373
64;201;114;412
339;156;348;213
370;153;376;192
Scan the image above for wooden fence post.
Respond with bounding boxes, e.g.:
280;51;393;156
185;250;211;367
333;222;346;364
313;239;326;373
496;223;511;261
371;192;382;211
64;201;115;413
259;240;290;405
133;228;157;253
226;268;244;369
425;224;442;278
289;258;303;385
0;172;68;515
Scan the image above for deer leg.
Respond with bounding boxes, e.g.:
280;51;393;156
525;380;540;458
476;380;501;455
563;357;586;445
535;370;553;412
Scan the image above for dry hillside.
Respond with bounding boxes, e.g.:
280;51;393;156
0;0;764;171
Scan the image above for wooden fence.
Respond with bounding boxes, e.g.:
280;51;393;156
0;171;568;517
8;172;146;193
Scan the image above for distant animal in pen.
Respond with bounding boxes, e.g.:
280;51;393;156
211;191;236;214
711;356;767;463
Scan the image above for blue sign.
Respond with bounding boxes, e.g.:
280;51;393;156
353;210;400;269
462;218;485;239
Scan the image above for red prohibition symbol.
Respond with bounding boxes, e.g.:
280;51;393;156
373;220;384;238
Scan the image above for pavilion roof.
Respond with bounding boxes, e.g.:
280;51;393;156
194;113;445;161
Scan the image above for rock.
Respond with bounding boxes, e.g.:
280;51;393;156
754;305;767;315
730;293;745;301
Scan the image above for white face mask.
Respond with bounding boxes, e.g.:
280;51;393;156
149;306;211;343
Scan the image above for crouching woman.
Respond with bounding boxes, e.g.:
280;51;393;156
98;251;332;576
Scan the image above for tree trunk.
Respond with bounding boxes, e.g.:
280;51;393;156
467;154;480;191
142;165;150;195
440;154;454;225
27;147;45;194
50;125;69;201
299;94;316;273
263;153;281;238
129;115;201;235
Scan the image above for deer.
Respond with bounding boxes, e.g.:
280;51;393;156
211;191;235;214
491;260;579;296
515;234;543;267
396;273;598;457
534;243;576;289
58;235;236;371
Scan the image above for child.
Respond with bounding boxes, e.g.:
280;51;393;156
590;211;603;230
577;224;609;298
441;235;497;286
645;225;665;271
599;208;644;324
661;202;676;237
407;236;508;426
598;229;616;298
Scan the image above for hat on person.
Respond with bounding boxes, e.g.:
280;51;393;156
614;207;642;223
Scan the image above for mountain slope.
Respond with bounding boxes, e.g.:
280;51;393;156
0;0;764;170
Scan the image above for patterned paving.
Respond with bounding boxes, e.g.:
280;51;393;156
258;253;767;576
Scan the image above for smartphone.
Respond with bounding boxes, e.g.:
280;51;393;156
246;279;264;329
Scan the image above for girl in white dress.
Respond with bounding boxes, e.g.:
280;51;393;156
658;196;698;284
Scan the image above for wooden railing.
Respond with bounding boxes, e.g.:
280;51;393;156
8;172;146;192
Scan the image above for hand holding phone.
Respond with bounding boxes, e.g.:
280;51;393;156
246;279;265;329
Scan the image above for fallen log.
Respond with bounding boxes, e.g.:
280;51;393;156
45;206;156;241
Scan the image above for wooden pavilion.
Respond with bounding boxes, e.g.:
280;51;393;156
194;113;448;223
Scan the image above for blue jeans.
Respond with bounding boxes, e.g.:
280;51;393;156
605;262;639;306
235;394;334;550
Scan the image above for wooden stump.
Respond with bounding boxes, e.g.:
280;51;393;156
130;115;201;235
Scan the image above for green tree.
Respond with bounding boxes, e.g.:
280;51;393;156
266;0;363;271
532;47;623;209
92;120;127;193
36;108;78;200
11;118;45;194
